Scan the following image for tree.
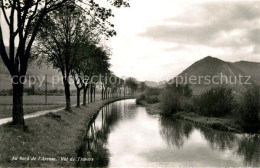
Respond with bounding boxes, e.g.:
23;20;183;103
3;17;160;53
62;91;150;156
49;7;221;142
183;84;192;98
125;77;138;95
0;0;72;126
35;3;88;111
0;0;129;126
87;45;111;102
35;0;128;111
139;82;146;92
79;43;111;104
160;84;182;116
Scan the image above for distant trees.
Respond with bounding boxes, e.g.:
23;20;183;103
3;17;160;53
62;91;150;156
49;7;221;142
139;82;147;92
81;44;111;104
183;84;192;98
144;87;160;104
125;77;138;95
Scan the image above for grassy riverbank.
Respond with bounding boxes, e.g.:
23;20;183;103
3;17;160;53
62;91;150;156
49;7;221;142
0;97;133;167
138;100;250;133
137;85;260;134
174;112;243;133
137;100;162;114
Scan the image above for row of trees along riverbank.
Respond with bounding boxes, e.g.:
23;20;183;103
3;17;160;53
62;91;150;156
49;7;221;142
0;0;130;127
137;84;260;133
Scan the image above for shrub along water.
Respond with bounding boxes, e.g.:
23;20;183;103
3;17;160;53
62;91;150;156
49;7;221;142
160;84;192;116
142;81;259;133
194;87;234;117
238;86;260;132
136;94;145;105
136;87;161;105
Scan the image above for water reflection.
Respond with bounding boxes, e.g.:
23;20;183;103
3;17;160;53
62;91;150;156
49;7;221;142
77;99;260;167
77;100;137;167
196;125;237;150
159;117;193;148
237;135;260;166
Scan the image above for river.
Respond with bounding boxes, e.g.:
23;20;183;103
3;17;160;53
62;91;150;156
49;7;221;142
77;99;260;167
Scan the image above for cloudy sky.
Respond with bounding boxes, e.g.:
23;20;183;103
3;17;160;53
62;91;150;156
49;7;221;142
108;0;260;82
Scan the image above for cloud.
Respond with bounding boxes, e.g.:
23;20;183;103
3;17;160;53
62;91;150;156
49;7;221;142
108;0;260;81
139;1;260;49
163;45;191;52
247;28;260;44
253;45;260;54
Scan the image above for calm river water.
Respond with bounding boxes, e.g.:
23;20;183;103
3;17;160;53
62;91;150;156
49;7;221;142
77;99;260;167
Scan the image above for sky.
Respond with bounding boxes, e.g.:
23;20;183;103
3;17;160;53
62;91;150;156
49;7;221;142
1;0;259;82
107;0;260;82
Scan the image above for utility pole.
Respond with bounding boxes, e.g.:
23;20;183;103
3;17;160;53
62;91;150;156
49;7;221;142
45;74;47;105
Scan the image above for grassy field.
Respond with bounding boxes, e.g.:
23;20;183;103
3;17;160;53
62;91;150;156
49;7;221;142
0;94;102;119
0;97;133;167
0;94;102;105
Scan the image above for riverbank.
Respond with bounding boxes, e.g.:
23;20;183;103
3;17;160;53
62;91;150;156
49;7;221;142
174;112;243;133
137;100;162;114
0;97;134;167
137;100;249;133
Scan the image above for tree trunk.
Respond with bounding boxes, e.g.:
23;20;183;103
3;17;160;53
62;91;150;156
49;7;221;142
93;85;96;102
77;88;81;107
105;89;107;99
12;82;25;126
83;86;87;106
90;84;93;102
64;79;71;112
88;87;90;103
101;86;104;100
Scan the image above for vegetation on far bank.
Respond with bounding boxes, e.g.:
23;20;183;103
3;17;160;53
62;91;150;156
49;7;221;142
136;83;260;133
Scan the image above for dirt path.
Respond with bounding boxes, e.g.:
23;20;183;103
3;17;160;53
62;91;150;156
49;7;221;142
0;106;65;126
0;100;98;126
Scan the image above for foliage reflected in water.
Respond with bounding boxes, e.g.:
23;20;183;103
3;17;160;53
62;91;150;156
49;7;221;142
76;101;137;167
237;135;260;166
77;105;114;167
197;125;237;150
159;117;193;148
197;125;260;166
160;119;260;166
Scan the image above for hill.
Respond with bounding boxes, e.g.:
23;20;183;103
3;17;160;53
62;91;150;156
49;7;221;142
233;61;260;85
173;56;258;95
0;55;64;90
